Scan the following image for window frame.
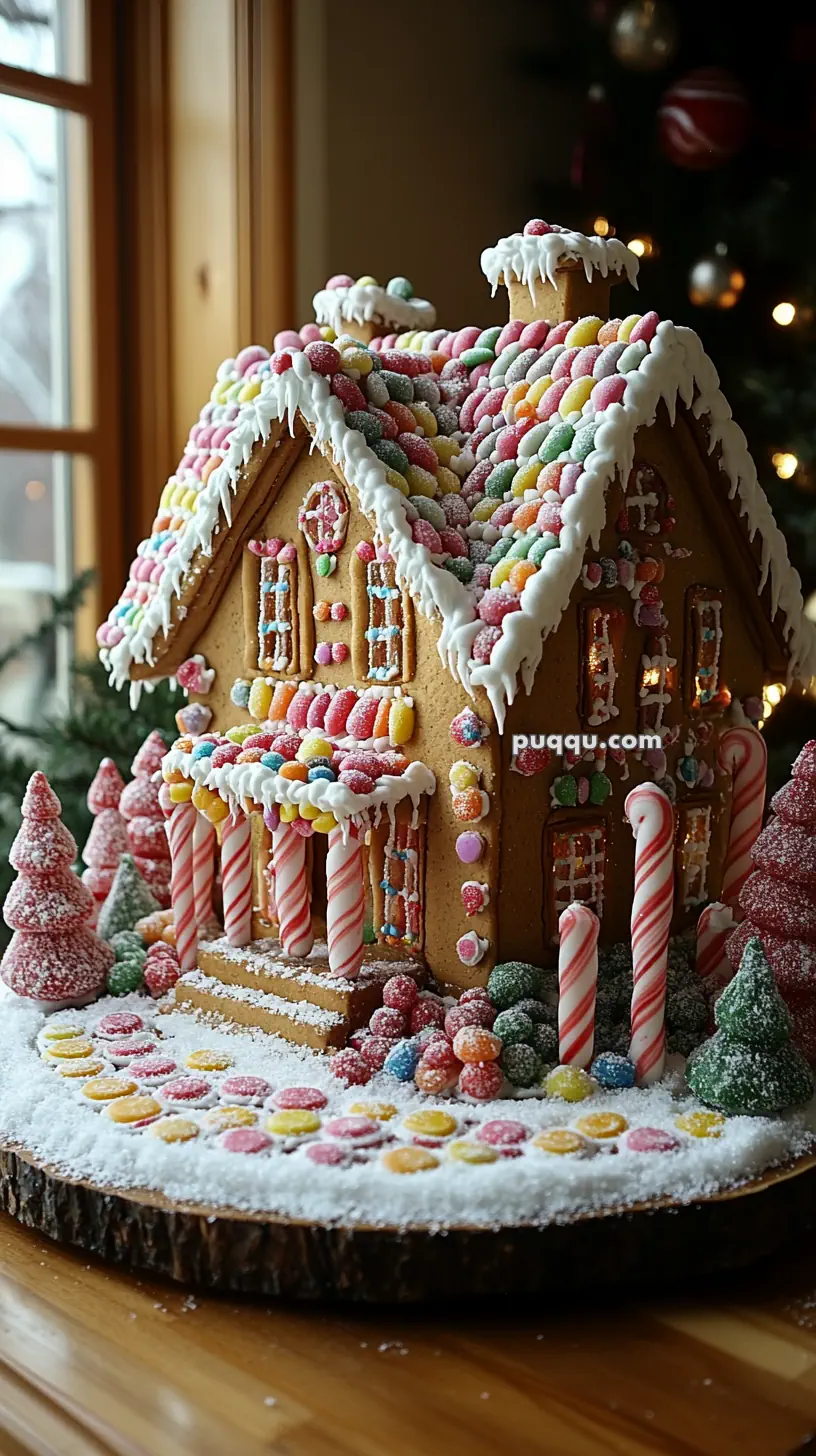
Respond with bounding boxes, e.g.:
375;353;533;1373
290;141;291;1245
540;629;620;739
676;799;713;910
685;584;728;715
545;815;609;942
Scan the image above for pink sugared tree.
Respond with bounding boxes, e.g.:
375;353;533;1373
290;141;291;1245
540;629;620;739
118;731;171;907
728;740;816;1062
81;757;127;919
1;772;114;1004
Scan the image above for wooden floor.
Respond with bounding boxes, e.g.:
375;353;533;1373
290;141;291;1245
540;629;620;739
2;1213;816;1456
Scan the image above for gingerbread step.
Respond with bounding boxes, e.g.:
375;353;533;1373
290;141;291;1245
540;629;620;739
171;969;348;1051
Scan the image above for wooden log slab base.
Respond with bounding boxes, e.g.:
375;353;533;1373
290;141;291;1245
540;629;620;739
2;1143;815;1304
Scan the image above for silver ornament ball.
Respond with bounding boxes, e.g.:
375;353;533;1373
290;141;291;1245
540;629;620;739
610;0;679;72
688;245;745;309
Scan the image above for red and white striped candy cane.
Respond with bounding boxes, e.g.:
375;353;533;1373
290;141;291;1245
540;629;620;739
326;824;365;980
272;822;314;957
626;783;675;1085
166;801;197;971
221;810;253;947
695;900;735;983
718;726;767;914
192;812;216;930
557;903;599;1068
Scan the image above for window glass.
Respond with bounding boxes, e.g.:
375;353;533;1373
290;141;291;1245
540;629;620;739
0;0;85;83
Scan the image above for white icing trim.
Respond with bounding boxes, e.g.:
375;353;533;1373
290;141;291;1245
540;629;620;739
312;284;435;336
481;228;640;303
164;747;436;830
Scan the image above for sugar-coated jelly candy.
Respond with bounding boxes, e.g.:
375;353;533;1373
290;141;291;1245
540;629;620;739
544;1065;594;1102
532;1128;589;1156
272;1085;328;1112
305;1142;347;1166
347;1101;397;1122
222;1128;273;1155
675;1110;725;1139
82;1076;139;1102
150;1116;199;1144
265;1109;321;1140
447;1139;499;1165
401;1109;458;1142
202;1105;259;1133
574;1111;628;1140
381;1146;439;1175
104;1094;162;1127
624;1126;681;1154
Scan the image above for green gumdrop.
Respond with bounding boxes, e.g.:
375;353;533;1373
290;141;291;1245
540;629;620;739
515;997;553;1026
410;495;446;530
344;409;382;444
589;771;611;805
444;557;474;583
107;960;145;996
491;342;523;376
316;553;336;577
487;961;543;1009
501;1043;542;1088
532;1021;558;1061
387;276;414;300
460;347;495;369
379;371;413;405
485;461;518;499
528;534;558;566
486;538;514;566
553;775;578;807
372;438;409;475
111;930;145;960
505;532;536;562
475;326;503;351
493;1008;535;1046
571;420;598;462
539;421;575;464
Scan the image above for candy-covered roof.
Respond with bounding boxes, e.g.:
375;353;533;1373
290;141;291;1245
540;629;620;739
312;272;436;337
99;223;816;725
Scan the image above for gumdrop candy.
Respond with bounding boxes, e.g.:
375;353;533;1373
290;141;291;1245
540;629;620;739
450;708;488;748
487;962;542;1009
381;974;419;1012
383;1038;421;1081
591;1051;636;1089
458;1061;504;1100
329;1048;371;1086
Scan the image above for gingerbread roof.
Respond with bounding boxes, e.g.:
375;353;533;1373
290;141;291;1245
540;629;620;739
99;226;816;726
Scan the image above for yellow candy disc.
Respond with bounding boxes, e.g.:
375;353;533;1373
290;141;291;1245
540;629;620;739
185;1049;233;1073
105;1095;162;1126
56;1058;107;1080
381;1146;439;1174
447;1139;498;1165
43;1037;95;1061
532;1128;588;1156
574;1111;629;1140
82;1076;139;1102
41;1023;83;1042
402;1109;458;1140
202;1106;259;1133
675;1110;726;1139
150;1116;199;1144
347;1101;398;1122
265;1109;321;1138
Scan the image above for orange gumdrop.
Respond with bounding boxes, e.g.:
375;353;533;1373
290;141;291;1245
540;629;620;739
511;501;539;531
505;380;529;413
635;559;659;582
508;560;538;594
169;514;185;531
428;351;448;374
236;747;264;763
279;761;308;782
201;453;222;485
384;400;416;434
597;319;622;347
452;1026;502;1064
415;1062;456;1095
136;910;173;943
270;682;297;720
515;399;536;421
452;787;484;822
161;922;177;945
373;697;391;739
538;461;564;493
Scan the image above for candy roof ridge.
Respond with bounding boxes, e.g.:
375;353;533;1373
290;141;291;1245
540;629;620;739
481;227;640;303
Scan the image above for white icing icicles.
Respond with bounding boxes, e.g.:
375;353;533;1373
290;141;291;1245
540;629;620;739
481;226;641;303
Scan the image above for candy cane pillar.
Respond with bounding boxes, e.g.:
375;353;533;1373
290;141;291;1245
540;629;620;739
221;810;253;947
557;903;599;1068
695;900;735;984
167;801;197;971
326;824;365;980
718;726;768;915
272;822;314;957
625;783;675;1085
192;812;216;930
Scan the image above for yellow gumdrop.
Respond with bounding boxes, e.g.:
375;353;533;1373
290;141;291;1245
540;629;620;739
169;781;193;803
385;467;409;497
395;330;415;348
449;760;478;791
348;1101;398;1122
381;1146;439;1174
618;313;642;343
490;559;515;589
532;1128;589;1155
320;326;336;342
574;1111;628;1140
279;802;299;823
526;375;553;409
299;801;322;821
472;497;500;522
297;736;332;763
428;435;460;466
186;1048;233;1072
545;1065;594;1102
435;466;461;495
409;402;438;436
266;1109;321;1138
226;722;257;745
559;377;595;417
341;347;373;376
405;464;437;498
402;1109;458;1139
312;812;338;833
388;698;415;746
511;458;543;497
675;1110;725;1139
151;1116;199;1144
181;487;198;512
356;274;377;286
202;1105;258;1133
447;1139;498;1165
565;316;603;348
248;679;273;721
238;378;262;402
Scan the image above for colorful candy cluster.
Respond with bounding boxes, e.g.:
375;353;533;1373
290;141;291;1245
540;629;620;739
106;930;180;999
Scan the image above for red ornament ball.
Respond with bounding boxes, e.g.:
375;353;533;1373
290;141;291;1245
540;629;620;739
658;68;750;171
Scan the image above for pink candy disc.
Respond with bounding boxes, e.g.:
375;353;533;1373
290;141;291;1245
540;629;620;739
107;1038;158;1065
222;1128;273;1155
476;1119;529;1149
624;1126;681;1154
129;1055;177;1084
323;1116;382;1146
95;1012;144;1039
272;1086;328;1112
305;1142;348;1166
160;1076;214;1107
221;1075;273;1104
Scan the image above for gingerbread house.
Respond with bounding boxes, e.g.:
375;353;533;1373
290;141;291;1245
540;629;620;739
98;222;816;1048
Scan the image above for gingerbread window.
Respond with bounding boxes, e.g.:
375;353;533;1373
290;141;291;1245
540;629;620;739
379;820;422;945
581;604;626;727
619;462;674;537
243;539;308;676
548;820;607;937
677;802;711;908
638;632;677;733
686;586;728;713
364;558;406;681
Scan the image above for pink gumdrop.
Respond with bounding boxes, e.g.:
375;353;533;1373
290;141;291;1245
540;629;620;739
523;218;552;236
273;1085;328;1111
274;329;302;351
331;642;349;664
476;1118;529;1147
221;1075;272;1102
412;518;442;554
519;320;551;349
211;424;233;448
345;694;379;739
331;373;366;412
584;561;603;586
435;332;455;358
300;323;322;344
625;1127;681;1154
439;527;468;558
471;625;501;663
559;463;583;500
552;347;581;381
544;321;572;348
629;310;659;345
304;341;340;376
272;351;293;375
324;687;358;735
292;818;314;837
495;319;526;354
490;501;517;530
451;326;482;357
286;687;312;730
306;1142;347;1166
235;344;268;376
536;502;562;534
592;341;628;379
590;375;628;412
478;589;522;626
469;362;492;389
535;377;571;421
570;345;603;380
330;601;348;621
314;643;332;666
150;562;165;583
459;381;489;435
326;273;354;290
455;831;485;864
355;541;376;564
398;433;438;473
306;690;331;728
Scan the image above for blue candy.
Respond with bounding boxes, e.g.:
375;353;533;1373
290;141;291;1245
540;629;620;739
230;678;251;707
191;741;216;760
383;1038;421;1082
261;751;286;772
590;1051;636;1089
307;765;335;782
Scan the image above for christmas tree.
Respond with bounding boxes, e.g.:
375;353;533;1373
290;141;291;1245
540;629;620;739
119;732;171;907
728;741;816;1061
686;936;813;1114
97;853;159;942
1;772;114;1004
81;759;128;918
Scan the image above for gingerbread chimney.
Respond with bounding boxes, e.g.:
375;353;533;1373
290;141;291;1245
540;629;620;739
481;221;640;326
312;275;436;345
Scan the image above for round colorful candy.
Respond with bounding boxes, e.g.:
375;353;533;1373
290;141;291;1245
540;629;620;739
130;1055;178;1085
590;1052;636;1089
458;1061;504;1101
220;1074;272;1104
487;962;542;1009
104;1094;162;1129
272;1085;328;1112
382;974;419;1012
322;1115;382;1148
56;1057;108;1080
347;1101;398;1123
185;1048;233;1073
624;1126;681;1154
675;1110;725;1139
383;1039;421;1081
201;1105;259;1133
545;1065;594;1102
42;1037;95;1062
222;1128;273;1155
150;1116;199;1143
400;1109;459;1145
532;1128;590;1156
574;1111;629;1141
447;1139;498;1165
82;1076;139;1103
381;1146;439;1174
475;1119;529;1151
265;1109;321;1142
159;1075;216;1109
329;1049;371;1085
452;1026;502;1064
305;1142;348;1166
